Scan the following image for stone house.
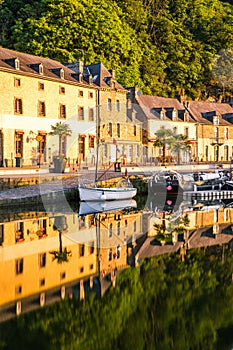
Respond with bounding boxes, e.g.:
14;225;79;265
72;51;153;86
66;61;143;166
0;48;97;168
127;87;197;164
184;101;233;162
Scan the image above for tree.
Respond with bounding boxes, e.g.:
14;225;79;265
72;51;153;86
212;48;233;102
49;122;72;157
171;134;191;165
153;128;176;164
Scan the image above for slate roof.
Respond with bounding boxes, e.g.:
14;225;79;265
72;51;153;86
87;63;126;91
187;224;233;249
0;47;94;87
137;237;183;259
135;94;194;122
185;101;233;125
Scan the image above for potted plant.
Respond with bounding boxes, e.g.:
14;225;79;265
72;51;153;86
49;122;72;173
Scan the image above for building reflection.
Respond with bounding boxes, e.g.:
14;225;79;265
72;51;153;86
0;200;142;321
1;194;233;322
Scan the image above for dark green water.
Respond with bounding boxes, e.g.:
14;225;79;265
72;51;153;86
1;246;233;350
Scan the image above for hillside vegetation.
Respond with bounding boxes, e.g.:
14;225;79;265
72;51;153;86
0;0;233;100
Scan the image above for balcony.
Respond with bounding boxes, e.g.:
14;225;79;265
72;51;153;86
210;138;225;146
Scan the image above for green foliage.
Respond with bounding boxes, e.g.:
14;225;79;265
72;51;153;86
49;122;72;157
1;247;233;349
1;0;233;98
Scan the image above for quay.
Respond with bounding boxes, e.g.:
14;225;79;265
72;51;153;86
0;162;232;207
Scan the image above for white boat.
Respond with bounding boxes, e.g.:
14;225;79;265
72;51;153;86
79;198;137;215
78;113;137;201
78;179;137;201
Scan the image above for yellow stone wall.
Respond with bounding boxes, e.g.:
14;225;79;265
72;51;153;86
0;70;97;166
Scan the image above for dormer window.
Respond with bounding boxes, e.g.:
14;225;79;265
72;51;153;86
28;63;43;74
4;57;20;70
160;110;165;120
39;64;43;75
213;115;220;125
15;58;20;70
172;109;177;121
184;111;189;122
50;68;65;79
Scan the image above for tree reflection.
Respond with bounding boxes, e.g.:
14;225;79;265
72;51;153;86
49;215;71;264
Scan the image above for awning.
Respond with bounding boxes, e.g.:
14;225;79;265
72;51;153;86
15;130;24;134
188;140;198;144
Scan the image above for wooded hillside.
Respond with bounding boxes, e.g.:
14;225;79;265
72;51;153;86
0;0;233;100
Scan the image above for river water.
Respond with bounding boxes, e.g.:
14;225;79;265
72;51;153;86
0;189;233;349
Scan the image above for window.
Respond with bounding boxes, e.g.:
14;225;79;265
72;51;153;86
116;100;120;112
14;98;23;114
224;128;228;139
15;259;24;274
133;220;137;232
38;82;44;90
0;225;3;246
214;127;219;139
90;264;94;270
89;135;94;149
80;266;84;273
38;101;46;117
108;249;112;261
39;253;46;268
59;86;65;94
109;223;113;237
15;132;23;156
88;108;94;121
184;127;189;138
117;123;120;137
15;285;22;294
79;244;85;257
205;145;208;160
117;221;121;235
78;107;84;120
59;104;66;118
89;242;94;254
79;90;84;97
88;92;93;98
40;278;45;287
108;123;112;137
173;127;177;135
133;125;137;136
14;78;21;87
60;272;66;280
15;58;20;70
107;98;112;111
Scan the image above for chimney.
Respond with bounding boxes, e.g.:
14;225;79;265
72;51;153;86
109;69;115;79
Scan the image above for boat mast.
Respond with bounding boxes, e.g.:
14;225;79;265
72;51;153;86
94;104;100;187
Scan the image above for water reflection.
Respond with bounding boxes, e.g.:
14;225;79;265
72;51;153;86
1;191;233;324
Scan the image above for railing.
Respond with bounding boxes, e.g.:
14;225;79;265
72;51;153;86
210;138;225;145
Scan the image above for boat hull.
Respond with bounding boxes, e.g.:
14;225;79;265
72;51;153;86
78;186;137;201
79;199;137;215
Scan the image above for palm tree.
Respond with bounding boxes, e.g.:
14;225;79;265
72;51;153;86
50;215;72;264
171;134;191;164
50;230;72;263
49;122;72;157
153;128;176;164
